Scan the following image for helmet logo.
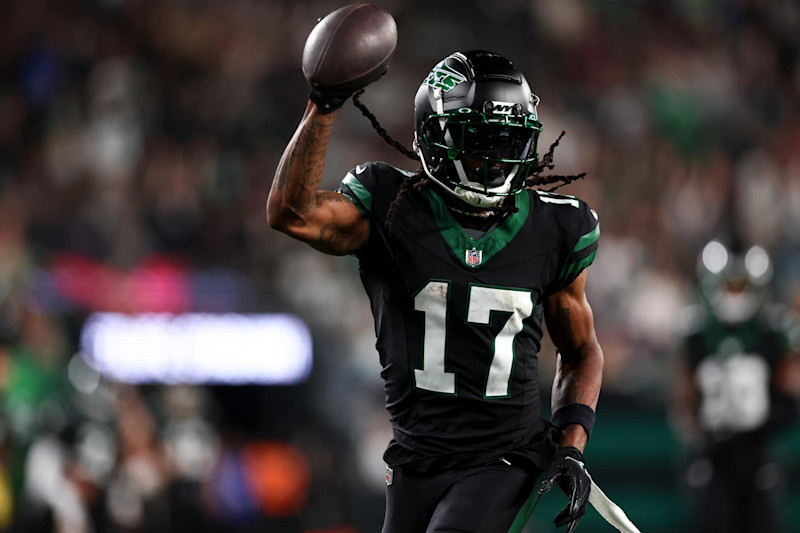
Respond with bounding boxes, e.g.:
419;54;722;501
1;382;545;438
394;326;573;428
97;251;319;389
489;101;518;115
424;62;467;92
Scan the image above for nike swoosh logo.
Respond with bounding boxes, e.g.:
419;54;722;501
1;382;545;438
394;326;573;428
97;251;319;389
356;164;367;174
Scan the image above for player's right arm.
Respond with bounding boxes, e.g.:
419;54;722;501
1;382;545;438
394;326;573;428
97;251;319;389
267;102;370;255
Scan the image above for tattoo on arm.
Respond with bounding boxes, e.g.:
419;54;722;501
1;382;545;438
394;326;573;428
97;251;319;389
317;222;361;252
315;191;353;207
556;307;576;349
269;107;368;255
272;113;335;215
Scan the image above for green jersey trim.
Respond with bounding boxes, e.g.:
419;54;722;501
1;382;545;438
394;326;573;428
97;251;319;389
558;249;598;284
427;189;530;269
574;223;600;252
342;173;373;214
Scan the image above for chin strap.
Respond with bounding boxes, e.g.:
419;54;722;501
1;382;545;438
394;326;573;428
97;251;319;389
418;152;503;208
588;479;642;533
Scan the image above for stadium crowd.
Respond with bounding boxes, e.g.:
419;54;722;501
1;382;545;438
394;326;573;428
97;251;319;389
0;0;798;531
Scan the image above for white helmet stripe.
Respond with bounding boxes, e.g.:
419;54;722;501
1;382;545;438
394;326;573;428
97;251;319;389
433;87;444;115
450;52;474;78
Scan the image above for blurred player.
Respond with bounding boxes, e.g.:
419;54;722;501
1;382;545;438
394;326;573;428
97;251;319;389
672;239;800;533
269;49;604;532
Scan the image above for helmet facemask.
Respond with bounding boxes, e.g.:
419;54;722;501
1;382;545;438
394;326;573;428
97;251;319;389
414;51;542;208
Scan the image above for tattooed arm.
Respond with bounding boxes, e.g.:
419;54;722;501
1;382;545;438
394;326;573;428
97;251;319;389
267;102;370;255
544;270;604;452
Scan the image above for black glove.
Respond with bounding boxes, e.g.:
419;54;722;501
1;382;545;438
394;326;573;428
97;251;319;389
309;87;352;114
539;447;591;533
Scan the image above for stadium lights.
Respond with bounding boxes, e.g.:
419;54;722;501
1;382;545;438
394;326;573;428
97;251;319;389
80;313;313;385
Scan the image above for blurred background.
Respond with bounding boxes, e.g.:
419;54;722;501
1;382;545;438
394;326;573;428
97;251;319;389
0;0;799;531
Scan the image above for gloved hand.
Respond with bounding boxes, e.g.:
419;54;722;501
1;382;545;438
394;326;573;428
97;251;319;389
539;446;592;533
309;87;353;114
309;65;388;114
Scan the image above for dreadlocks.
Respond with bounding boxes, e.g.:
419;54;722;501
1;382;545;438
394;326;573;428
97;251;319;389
350;91;586;233
352;90;418;161
524;131;587;192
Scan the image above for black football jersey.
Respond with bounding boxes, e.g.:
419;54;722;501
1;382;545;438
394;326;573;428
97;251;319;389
338;162;599;471
683;308;796;440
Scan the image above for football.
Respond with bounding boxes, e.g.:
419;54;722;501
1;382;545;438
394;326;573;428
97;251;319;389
302;4;398;95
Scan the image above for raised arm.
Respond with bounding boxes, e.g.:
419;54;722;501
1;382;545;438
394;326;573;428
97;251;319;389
544;270;604;452
267;102;370;255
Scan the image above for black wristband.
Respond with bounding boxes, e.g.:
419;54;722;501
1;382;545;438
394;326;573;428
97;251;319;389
309;88;350;114
552;404;596;438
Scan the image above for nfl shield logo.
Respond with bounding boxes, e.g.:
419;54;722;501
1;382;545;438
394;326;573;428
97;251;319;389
466;247;482;266
386;467;393;486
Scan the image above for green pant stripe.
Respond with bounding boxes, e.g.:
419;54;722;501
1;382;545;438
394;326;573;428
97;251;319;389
507;481;542;533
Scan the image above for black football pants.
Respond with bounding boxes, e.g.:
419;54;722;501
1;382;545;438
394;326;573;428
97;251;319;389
382;461;542;533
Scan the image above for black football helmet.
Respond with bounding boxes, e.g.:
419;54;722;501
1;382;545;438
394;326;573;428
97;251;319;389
697;239;773;324
413;50;542;208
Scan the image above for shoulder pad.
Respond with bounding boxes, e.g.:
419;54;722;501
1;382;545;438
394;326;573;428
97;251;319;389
677;304;708;336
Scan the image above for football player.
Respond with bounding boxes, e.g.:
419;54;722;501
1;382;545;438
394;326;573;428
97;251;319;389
268;50;604;533
672;239;800;533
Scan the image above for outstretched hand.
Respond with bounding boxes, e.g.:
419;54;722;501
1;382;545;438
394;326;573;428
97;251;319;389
539;447;592;533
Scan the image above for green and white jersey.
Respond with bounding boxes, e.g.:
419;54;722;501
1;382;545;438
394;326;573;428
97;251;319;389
339;162;599;471
683;306;797;439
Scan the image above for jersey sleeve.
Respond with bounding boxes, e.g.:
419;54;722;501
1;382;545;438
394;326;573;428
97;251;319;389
336;162;410;229
337;163;377;224
550;198;600;292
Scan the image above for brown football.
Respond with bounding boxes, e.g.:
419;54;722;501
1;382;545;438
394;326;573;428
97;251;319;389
302;4;398;95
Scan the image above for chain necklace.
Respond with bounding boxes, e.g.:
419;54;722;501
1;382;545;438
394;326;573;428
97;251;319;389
447;205;495;219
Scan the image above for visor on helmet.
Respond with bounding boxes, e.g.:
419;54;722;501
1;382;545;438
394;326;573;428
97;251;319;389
419;110;541;196
455;123;536;160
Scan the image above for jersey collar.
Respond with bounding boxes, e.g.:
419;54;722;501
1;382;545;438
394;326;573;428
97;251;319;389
427;189;530;269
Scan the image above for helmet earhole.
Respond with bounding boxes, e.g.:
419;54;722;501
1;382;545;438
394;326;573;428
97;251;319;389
483;101;494;115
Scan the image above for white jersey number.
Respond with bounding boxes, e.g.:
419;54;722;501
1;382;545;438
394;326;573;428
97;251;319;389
413;281;533;397
696;353;771;433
